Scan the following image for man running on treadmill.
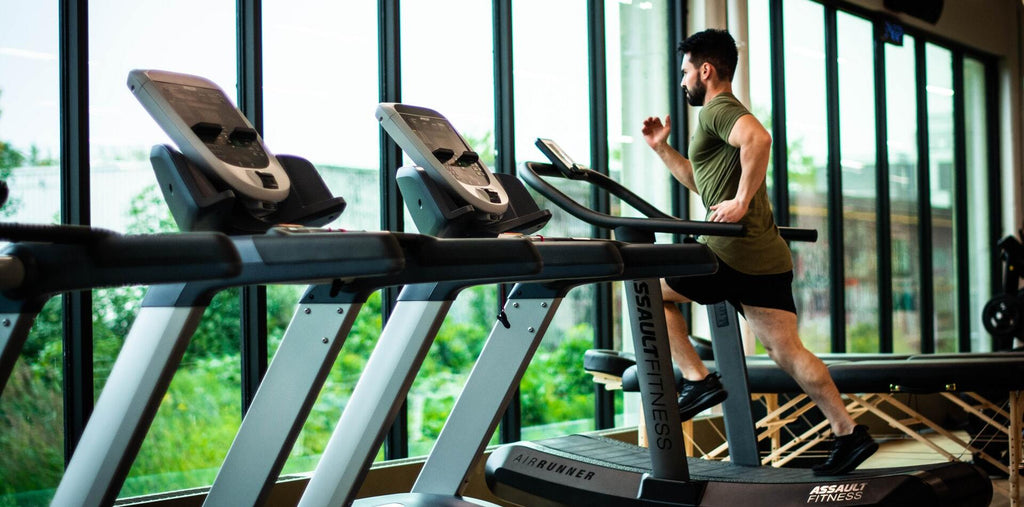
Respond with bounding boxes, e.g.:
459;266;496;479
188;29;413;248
641;29;877;475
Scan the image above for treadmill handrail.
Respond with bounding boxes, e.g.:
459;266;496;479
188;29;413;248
521;162;744;238
0;229;242;297
522;162;818;243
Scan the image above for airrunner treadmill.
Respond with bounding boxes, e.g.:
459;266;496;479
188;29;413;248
479;140;993;506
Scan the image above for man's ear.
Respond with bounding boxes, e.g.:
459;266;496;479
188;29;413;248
701;62;713;80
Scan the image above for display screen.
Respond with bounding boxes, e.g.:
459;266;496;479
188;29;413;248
402;112;489;186
156;81;270;168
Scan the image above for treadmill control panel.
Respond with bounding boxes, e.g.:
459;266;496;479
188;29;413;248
376;103;509;215
127;69;290;204
535;138;586;178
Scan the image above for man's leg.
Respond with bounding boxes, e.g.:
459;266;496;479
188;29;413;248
659;278;708;381
742;304;876;474
661;280;727;421
661;279;709;380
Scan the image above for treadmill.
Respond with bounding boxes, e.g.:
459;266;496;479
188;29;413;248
48;70;543;507
480;140;994;506
295;104;740;507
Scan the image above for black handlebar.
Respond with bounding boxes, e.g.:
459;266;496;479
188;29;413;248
0;228;241;296
521;162;746;238
521;162;817;244
0;223;118;244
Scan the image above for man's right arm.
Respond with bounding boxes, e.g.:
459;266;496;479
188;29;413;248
642;115;698;194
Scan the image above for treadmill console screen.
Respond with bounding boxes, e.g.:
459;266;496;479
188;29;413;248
535;138;586;178
128;69;290;204
377;103;509;215
401;112;489;187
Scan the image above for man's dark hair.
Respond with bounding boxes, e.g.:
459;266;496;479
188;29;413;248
677;29;738;82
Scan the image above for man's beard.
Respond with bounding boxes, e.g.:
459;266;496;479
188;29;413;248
684;81;707;107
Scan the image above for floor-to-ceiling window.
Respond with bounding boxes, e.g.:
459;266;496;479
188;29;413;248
783;0;831;353
512;0;597;441
605;0;673;426
260;0;383;474
747;0;996;355
837;11;879;352
400;0;499;456
924;43;957;353
0;1;63;502
885;35;922;354
963;56;993;352
87;1;239;499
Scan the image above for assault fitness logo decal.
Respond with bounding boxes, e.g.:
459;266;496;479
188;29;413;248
806;482;868;503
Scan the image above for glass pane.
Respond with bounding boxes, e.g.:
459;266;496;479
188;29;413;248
837;12;879;352
263;1;380;231
87;1;238;498
514;0;596;440
0;2;63;502
259;0;383;473
886;36;921;353
748;0;773;196
783;0;830;353
401;0;498;456
963;57;991;352
925;43;956;353
605;0;670;426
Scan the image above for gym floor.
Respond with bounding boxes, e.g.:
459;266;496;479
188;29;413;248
860;430;1017;506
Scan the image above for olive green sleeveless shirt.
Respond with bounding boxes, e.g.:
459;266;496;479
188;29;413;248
688;92;792;275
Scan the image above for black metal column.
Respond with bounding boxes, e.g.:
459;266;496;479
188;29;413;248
873;28;894;353
914;40;935;354
237;0;269;414
670;0;689;223
952;51;971;352
58;0;92;465
379;0;408;460
824;7;845;353
492;0;525;442
588;0;615;432
768;0;789;226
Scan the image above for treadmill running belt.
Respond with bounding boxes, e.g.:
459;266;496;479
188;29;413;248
490;434;992;506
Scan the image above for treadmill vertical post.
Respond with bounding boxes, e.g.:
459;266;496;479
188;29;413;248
52;304;206;507
204;292;366;507
412;283;562;495
707;301;759;466
299;284;455;507
624;278;689;480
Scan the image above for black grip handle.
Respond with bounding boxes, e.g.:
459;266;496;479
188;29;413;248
0;222;117;244
90;231;241;269
778;227;817;243
1;231;241;297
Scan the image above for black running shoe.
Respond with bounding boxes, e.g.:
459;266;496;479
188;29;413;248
812;425;879;476
677;373;728;421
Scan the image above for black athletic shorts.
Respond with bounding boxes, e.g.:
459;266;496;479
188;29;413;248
664;256;797;315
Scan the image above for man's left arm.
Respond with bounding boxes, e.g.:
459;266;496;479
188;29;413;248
707;114;772;223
